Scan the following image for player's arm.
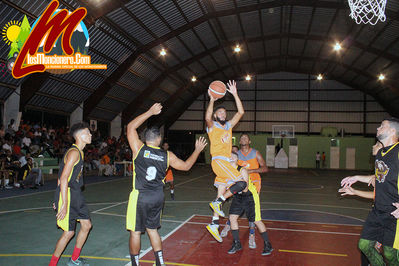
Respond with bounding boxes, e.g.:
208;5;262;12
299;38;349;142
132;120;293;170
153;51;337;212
56;149;79;221
169;137;207;171
247;151;268;174
338;186;374;199
127;103;162;155
205;94;215;129
227;80;244;127
341;174;375;187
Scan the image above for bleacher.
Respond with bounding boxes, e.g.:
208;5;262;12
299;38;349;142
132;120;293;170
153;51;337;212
33;157;59;182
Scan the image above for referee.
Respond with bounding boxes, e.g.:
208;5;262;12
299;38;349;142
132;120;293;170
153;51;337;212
126;103;207;266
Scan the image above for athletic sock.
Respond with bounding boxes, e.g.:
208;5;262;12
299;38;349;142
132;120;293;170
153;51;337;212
71;246;81;261
249;228;255;235
211;216;219;226
231;230;240;242
170;189;174;194
49;255;59;266
261;231;270;243
130;254;139;266
216;196;226;203
154;250;164;266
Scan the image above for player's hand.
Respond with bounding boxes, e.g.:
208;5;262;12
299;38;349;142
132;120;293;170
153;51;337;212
368;176;375;187
56;204;67;221
340;176;359;187
195;136;207;152
52;202;56;211
338;186;355;196
226;80;237;95
208;90;217;102
391;203;399;218
149;103;162;115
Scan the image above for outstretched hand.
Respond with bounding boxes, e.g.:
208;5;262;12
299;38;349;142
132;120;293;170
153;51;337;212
149;103;162;115
208;90;217;101
338;186;355;196
391;203;399;218
195;136;207;152
340;176;359;187
226;80;237;95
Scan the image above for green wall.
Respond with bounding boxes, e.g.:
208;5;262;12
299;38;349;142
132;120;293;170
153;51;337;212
197;133;375;170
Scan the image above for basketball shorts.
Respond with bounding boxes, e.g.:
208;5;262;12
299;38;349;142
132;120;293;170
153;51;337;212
54;187;90;232
212;159;242;188
250;174;261;193
164;168;174;183
229;187;262;223
126;189;164;232
361;206;399;249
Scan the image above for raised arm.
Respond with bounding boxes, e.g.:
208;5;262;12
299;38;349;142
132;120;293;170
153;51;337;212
127;103;162;155
226;80;244;127
169;137;207;171
56;149;79;221
205;94;215;129
247;151;268;174
341;174;375;187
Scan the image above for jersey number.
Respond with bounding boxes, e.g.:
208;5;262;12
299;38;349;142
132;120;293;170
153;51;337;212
146;166;157;181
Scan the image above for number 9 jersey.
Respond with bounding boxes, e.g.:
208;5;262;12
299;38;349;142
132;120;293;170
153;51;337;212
132;144;169;192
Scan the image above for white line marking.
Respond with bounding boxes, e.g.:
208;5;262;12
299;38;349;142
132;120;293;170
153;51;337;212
91;202;126;214
174;173;213;187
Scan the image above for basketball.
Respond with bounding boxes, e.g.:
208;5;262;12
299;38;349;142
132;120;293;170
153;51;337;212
208;80;227;99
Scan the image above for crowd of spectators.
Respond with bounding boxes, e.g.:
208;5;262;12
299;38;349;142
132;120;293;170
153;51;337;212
0;119;133;190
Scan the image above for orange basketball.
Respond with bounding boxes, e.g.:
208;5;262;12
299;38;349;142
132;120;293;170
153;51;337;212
208;80;226;99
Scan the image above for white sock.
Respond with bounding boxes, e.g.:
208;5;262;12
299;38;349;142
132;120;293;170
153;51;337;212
170;189;174;194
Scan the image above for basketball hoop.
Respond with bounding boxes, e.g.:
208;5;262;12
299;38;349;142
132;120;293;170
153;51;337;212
348;0;387;25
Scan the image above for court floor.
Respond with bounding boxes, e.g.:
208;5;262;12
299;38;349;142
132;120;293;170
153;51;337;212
0;166;373;265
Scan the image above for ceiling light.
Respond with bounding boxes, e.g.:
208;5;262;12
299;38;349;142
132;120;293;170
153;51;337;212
378;73;385;81
234;45;241;53
333;42;341;51
191;76;197;82
160;49;166;56
245;75;251;81
317;74;323;80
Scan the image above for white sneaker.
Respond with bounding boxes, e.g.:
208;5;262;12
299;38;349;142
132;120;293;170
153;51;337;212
249;234;256;249
220;224;230;238
206;224;222;242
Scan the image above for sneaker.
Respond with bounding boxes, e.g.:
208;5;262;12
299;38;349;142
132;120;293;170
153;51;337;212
220;224;230;238
170;193;175;200
5;185;13;189
206;223;222;242
67;257;89;266
262;241;273;256
209;200;225;217
228;240;242;254
249;234;256;249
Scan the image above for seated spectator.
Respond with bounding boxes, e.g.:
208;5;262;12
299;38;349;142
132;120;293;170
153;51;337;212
0;154;11;189
22;157;43;189
99;153;113;176
2;140;12;152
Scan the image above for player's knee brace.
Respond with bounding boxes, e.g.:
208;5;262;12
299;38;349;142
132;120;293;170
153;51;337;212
229;181;247;194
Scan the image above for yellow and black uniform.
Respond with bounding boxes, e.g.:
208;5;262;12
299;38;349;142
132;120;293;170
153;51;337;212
54;144;89;232
237;148;262;193
208;121;242;187
229;166;262;222
361;142;399;249
126;144;168;232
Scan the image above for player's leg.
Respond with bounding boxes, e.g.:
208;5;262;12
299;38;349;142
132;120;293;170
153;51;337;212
206;183;226;242
147;228;165;266
129;231;141;266
127;190;143;266
50;230;75;266
358;238;384;265
68;219;92;265
228;214;242;254
169;181;175;200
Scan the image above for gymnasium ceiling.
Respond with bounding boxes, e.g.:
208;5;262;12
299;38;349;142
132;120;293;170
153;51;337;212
1;0;399;126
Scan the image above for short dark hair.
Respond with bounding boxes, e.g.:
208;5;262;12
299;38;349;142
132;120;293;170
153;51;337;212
145;126;161;142
240;133;250;139
384;117;399;137
70;122;89;139
214;106;226;113
231;151;238;157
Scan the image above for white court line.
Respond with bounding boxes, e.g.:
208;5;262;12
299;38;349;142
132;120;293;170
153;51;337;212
91;201;127;214
174;173;213;187
0;177;128;200
123;214;195;266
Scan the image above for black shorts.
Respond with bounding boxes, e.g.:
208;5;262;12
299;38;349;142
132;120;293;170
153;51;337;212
361;206;399;248
229;192;255;222
54;187;90;232
126;190;164;232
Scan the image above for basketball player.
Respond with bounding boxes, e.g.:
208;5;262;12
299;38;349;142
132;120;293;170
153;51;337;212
226;152;273;256
50;123;92;266
126;103;207;266
341;118;399;265
206;80;247;242
221;133;268;249
162;142;175;200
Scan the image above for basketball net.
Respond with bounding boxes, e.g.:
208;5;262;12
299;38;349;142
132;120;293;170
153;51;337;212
348;0;387;25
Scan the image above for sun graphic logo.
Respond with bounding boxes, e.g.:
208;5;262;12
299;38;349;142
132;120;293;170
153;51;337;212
2;17;29;72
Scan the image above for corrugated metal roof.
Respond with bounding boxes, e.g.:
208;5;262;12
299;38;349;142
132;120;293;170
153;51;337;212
28;94;77;112
291;6;313;35
178;30;205;54
164;37;192;61
107;84;136;100
119;71;149;90
193;22;218;49
89;108;117;121
40;78;91;103
152;1;186;30
199;55;218;72
309;8;336;36
0;85;14;100
211;0;235;11
240;11;261;38
97;97;128;112
219;15;242;40
261;7;280;35
179;0;203;22
61;70;104;89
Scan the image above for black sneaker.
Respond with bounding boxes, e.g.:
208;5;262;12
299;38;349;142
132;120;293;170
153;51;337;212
262;241;273;256
228;240;242;254
170;193;175;200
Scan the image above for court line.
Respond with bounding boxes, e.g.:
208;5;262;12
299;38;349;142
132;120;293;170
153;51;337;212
91;201;126;214
123;214;196;266
0;177;128;200
174;173;213;187
279;249;347;257
0;254;199;265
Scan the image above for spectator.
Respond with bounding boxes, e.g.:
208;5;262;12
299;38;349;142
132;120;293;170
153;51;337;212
22;157;43;189
322;152;326;168
0;125;5;138
2;140;12;152
99;153;113;176
316;151;321;169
